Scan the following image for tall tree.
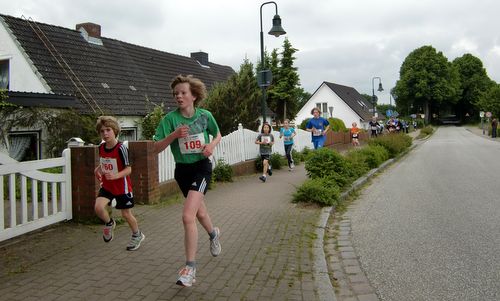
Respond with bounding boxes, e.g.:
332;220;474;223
296;87;312;110
452;53;494;121
477;83;500;118
394;45;460;123
202;59;261;135
266;38;302;122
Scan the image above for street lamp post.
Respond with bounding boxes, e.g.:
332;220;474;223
259;1;286;124
371;77;384;117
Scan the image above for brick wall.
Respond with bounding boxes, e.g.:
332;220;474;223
128;141;160;205
70;146;99;220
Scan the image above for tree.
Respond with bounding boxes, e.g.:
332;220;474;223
477;83;500;118
360;93;372;103
296;87;312;110
140;103;165;140
42;110;98;156
394;45;460;123
377;104;397;116
452;54;494;121
202;59;261;135
259;38;302;123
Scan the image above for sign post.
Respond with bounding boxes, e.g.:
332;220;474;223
480;111;485;134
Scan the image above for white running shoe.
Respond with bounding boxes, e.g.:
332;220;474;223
210;227;221;257
126;232;145;251
102;219;115;242
176;266;196;287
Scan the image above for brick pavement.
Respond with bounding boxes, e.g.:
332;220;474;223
0;164;326;301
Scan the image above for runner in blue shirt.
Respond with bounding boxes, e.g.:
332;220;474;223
306;108;330;149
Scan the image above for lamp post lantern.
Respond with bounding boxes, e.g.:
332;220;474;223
371;77;383;117
259;1;286;124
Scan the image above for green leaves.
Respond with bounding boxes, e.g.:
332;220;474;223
394;45;460;122
203;60;261;135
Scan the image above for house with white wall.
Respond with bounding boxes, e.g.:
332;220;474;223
0;14;234;159
294;81;374;129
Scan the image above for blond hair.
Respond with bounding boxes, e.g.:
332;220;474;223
96;116;120;136
170;75;207;106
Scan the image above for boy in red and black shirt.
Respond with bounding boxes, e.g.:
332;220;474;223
94;116;145;251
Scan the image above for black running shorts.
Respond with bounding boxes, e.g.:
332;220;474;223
174;158;212;198
98;188;134;209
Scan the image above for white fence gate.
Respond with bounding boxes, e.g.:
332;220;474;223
0;149;72;242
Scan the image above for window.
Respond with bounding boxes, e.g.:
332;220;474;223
0;60;9;90
119;127;137;142
315;102;328;118
8;131;40;161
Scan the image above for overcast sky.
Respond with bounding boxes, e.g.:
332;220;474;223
3;0;500;104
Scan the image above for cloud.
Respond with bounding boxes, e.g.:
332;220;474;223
2;0;500;105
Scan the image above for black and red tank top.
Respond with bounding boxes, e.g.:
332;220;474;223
98;141;132;195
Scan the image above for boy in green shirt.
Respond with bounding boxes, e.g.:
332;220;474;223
153;75;222;287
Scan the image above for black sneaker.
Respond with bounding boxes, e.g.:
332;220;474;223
259;175;266;182
267;166;272;176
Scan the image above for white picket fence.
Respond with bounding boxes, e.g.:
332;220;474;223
159;124;312;183
0;149;72;242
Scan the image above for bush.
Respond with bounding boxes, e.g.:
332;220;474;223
420;125;434;135
368;134;412;158
354;145;389;169
291;149;304;164
415;119;425;129
270;153;286;169
212;159;233;182
344;150;370;178
255;153;286;171
305;147;355;188
299;118;309;130
292;177;341;206
328;117;347;132
301;147;313;160
140;104;165;139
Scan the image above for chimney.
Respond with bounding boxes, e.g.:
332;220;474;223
191;52;209;66
76;22;103;45
76;23;101;38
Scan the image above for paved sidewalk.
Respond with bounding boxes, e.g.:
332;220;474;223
0;165;323;300
465;125;500;141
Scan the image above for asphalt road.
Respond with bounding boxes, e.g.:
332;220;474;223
345;127;500;301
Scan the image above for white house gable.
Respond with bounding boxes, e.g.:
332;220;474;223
295;82;365;128
0;18;49;93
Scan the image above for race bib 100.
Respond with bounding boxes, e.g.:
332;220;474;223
179;133;205;154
